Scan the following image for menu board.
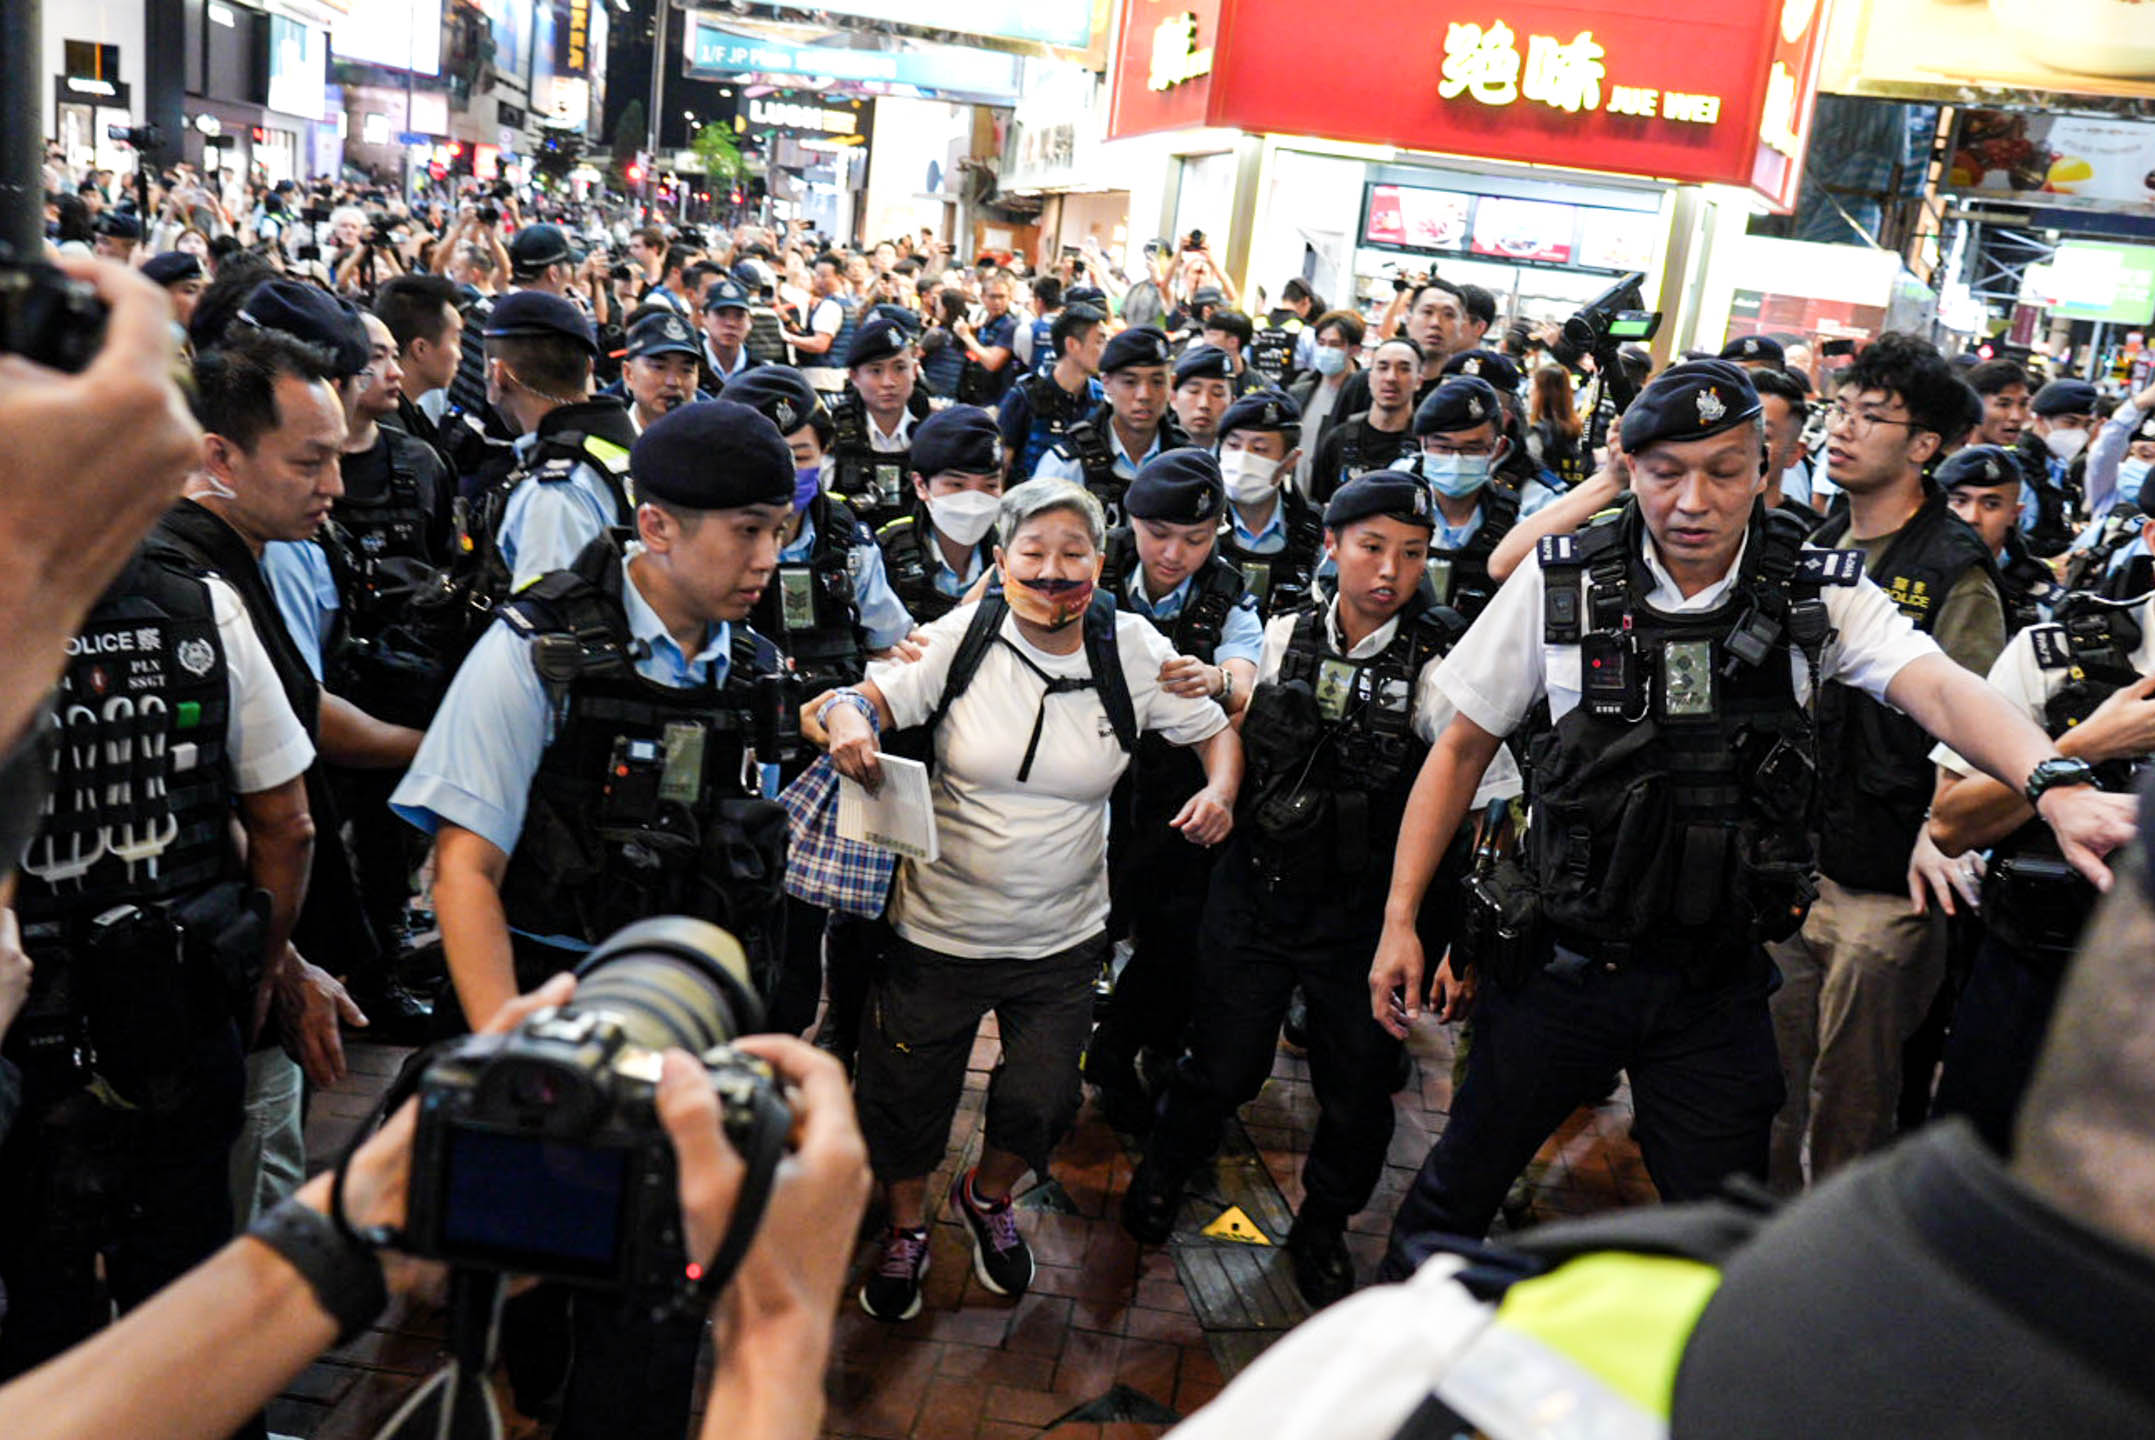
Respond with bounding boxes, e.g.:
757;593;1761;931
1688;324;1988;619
1469;197;1577;265
1362;184;1471;252
1576;207;1660;273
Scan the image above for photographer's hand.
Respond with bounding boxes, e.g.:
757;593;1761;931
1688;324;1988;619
660;1038;869;1440
0;256;201;753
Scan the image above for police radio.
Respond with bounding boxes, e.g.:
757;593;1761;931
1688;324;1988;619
1581;631;1645;719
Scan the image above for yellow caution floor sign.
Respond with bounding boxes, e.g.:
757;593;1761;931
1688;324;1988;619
1201;1206;1271;1245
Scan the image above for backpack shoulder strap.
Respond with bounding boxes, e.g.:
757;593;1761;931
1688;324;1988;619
1082;592;1139;755
927;594;1012;735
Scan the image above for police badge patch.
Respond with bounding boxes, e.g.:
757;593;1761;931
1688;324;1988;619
176;638;216;677
1697;388;1727;425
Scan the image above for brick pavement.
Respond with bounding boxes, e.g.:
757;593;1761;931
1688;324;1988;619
285;1018;1655;1440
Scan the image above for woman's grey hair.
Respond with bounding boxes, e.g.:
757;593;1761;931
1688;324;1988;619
997;478;1105;551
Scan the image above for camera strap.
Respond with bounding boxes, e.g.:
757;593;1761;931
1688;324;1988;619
676;1080;792;1317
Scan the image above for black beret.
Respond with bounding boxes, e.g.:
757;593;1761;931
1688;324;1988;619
1719;334;1785;367
702;278;751;311
844;317;910;368
1065;285;1108;309
718;366;821;435
1173;344;1236;387
626;310;701;361
1936;444;2022;491
1126;448;1225;525
1218;388;1301;444
1190;286;1225;309
2032;378;2099;417
1323;472;1434;532
631;399;794;511
95;211;143;240
1414;376;1506;436
141;251;204;286
1619;360;1762;454
507;222;580;273
911;405;1003;477
483;290;598;354
236;279;369;378
1101;326;1172;373
1441;349;1521;392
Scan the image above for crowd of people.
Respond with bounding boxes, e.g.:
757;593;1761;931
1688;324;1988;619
4;152;2154;1439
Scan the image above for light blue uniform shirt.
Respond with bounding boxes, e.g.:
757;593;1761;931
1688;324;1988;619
1122;571;1266;665
1517;476;1563;519
1433;506;1486;551
391;552;737;863
262;539;340;682
933;543;988;600
1228;500;1290;555
496;435;629;591
782;512;915;650
1032;422;1162;486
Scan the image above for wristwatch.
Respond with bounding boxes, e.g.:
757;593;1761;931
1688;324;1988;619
1218;667;1234;704
247;1198;389;1345
2024;756;2098;807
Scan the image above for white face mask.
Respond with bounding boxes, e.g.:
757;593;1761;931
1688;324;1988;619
2045;427;2089;464
1312;346;1348;377
928;489;1000;546
1219;449;1281;505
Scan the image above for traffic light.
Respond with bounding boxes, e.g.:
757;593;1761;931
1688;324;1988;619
626;162;643;183
729;187;743;205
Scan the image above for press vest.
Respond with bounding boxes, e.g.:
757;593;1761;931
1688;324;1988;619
749;492;869;693
1528;503;1850;971
1214;489;1326;620
1811;490;1999;893
493;536;791;960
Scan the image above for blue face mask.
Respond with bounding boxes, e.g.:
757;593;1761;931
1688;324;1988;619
1417;452;1493;500
792;464;822;512
2120;457;2151;505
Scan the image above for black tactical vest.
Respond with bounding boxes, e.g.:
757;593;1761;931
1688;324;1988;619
1056;404;1184;528
1248;321;1300;389
1101;528;1247;665
1984;594;2150;963
1330;411;1418;498
1215;488;1325;619
320;429;459;724
826;389;912;530
874;510;990;627
1529;502;1851;969
1427;483;1519;623
1811;489;2000;893
16;553;237;923
749;492;869;692
493;536;792;962
1996;533;2067;635
1236;597;1462;896
1013;371;1096;483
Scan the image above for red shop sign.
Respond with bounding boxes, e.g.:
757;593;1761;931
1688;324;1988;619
1108;0;1826;210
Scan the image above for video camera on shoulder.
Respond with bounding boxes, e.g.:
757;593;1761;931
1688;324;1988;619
393;917;792;1310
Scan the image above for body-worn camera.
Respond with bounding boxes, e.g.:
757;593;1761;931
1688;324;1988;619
401;918;791;1303
0;255;108;372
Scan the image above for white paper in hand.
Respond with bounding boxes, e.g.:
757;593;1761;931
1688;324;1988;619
835;752;939;864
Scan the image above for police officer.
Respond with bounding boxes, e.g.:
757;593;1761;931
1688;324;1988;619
1171;344;1238;451
998;303;1107;484
1;426;319;1390
1124;472;1519;1307
1929;581;2155;1149
614;309;707;434
719;366;916;1040
1772;335;2006;1190
2016;377;2098;557
388;398;799;1440
468;290;639;599
1366;360;2132;1272
826;317;929;531
1214;390;1326;618
1034;326;1184;525
1087;450;1265;1129
1308;337;1421;503
876;407;1007;624
1943;444;2067;633
1393;375;1521;623
697;275;762;389
1249;278;1315;390
1439;349;1563;517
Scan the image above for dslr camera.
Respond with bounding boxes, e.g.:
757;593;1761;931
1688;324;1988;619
0;254;108;372
400;917;792;1308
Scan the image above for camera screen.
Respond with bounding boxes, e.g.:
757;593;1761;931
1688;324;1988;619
441;1128;631;1277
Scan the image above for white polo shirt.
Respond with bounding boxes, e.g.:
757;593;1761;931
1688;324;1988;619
1932;593;2155;777
205;577;316;794
1436;528;1941;739
870;601;1228;959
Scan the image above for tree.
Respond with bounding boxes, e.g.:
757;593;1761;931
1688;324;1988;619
611;97;647;186
690;123;748;184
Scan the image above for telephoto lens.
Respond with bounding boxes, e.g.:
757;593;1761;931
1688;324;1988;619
569;915;767;1053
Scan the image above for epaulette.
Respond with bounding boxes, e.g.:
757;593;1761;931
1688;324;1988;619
1537;533;1581;567
2029;623;2073;671
531;456;581;485
1794;548;1865;586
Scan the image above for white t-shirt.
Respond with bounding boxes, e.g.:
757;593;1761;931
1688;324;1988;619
870;601;1229;958
1256;603;1522;810
1932;593;2155;776
205;576;316;794
1436;529;1940;738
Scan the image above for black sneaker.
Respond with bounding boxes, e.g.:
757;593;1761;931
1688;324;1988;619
1286;1214;1355;1310
1120;1156;1183;1246
949;1170;1034;1297
859;1225;931;1322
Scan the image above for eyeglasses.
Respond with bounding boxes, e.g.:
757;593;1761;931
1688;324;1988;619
1826;402;1923;437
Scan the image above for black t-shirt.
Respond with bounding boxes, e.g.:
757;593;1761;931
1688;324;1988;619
1311;413;1416;503
338;430;454;561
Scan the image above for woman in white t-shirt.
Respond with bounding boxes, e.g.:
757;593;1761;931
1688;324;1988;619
814;478;1242;1322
